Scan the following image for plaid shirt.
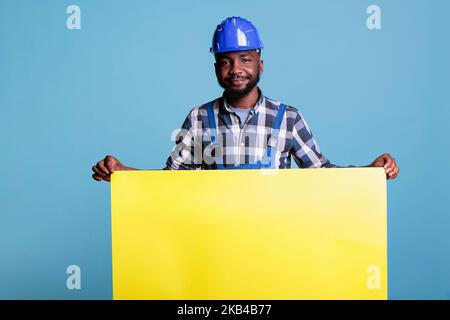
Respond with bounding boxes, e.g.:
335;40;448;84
165;91;339;170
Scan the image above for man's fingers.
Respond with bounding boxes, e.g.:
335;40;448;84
388;172;397;179
105;156;118;173
374;153;398;180
92;173;111;182
387;165;399;179
92;166;107;178
392;166;399;177
91;156;119;182
383;154;396;174
389;158;397;171
96;161;110;175
383;154;393;168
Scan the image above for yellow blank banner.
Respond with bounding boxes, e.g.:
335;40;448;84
111;168;387;300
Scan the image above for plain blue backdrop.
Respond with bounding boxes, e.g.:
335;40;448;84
0;0;449;299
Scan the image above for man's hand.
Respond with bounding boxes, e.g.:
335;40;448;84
92;155;128;182
369;153;399;180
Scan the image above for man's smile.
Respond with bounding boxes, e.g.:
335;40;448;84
227;77;249;87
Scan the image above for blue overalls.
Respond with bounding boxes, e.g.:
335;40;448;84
207;102;287;169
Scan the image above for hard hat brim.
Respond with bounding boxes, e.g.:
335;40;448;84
210;46;263;54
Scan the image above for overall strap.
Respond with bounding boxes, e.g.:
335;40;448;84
265;103;286;163
206;101;223;167
207;102;217;143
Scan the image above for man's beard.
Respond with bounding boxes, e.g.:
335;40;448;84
217;68;260;101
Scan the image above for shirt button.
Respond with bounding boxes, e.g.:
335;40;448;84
241;142;245;146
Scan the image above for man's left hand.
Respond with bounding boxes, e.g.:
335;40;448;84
369;153;399;180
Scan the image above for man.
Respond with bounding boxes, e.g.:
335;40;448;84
92;16;399;181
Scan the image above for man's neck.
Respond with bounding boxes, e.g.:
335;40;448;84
225;87;260;109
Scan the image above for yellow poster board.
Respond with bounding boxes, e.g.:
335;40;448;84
111;168;387;300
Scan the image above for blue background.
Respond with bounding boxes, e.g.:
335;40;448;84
1;0;449;299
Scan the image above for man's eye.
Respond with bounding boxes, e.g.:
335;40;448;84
221;61;230;65
242;58;251;63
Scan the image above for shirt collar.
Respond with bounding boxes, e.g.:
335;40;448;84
221;88;266;116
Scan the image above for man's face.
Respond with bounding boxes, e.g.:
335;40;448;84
215;50;264;100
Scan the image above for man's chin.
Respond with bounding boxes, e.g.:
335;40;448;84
224;88;251;100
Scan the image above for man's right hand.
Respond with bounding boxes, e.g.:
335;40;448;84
92;155;127;182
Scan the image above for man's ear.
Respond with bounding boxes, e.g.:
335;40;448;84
259;60;264;75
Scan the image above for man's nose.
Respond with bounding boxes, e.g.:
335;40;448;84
230;61;243;75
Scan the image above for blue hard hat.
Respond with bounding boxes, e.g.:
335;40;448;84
210;16;264;54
